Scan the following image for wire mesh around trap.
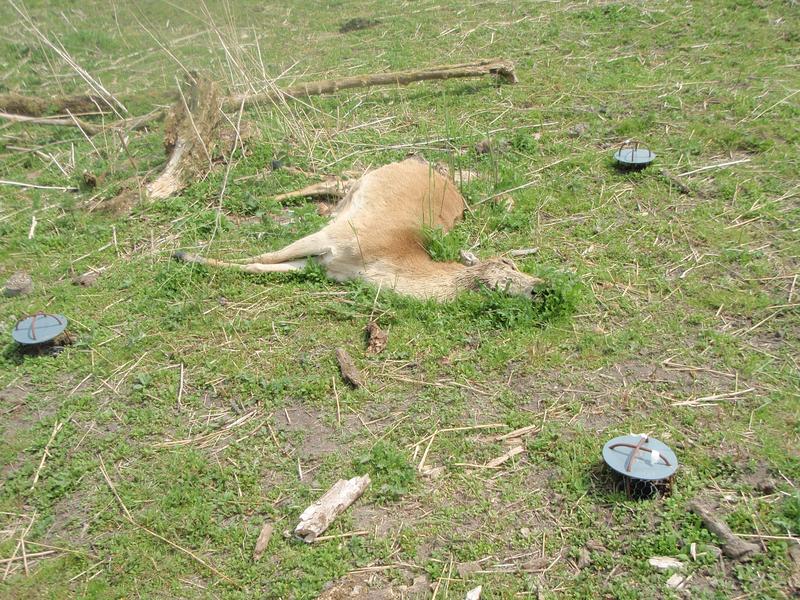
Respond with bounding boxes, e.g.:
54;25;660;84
603;434;678;500
611;471;675;500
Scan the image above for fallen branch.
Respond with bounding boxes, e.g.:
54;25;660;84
294;475;371;542
226;59;517;109
0;92;106;117
1;59;515;137
689;500;761;560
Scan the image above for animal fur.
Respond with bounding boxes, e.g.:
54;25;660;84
174;158;542;301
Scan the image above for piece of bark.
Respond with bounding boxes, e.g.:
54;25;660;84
294;474;371;542
465;585;482;600
688;500;761;560
336;348;363;388
365;321;388;354
648;556;684;571
252;522;274;561
3;271;33;297
273;178;349;203
146;72;223;200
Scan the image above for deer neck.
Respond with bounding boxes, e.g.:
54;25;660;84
383;260;480;300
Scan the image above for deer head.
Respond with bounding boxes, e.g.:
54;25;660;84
461;258;544;299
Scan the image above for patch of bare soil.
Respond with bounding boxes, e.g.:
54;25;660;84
318;570;429;600
45;477;100;546
508;354;748;434
274;404;340;460
1;379;61;478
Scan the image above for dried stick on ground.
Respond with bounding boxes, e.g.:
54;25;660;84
0;111;102;135
689;500;761;560
225;59;517;109
336;348;363;388
294;475;371;542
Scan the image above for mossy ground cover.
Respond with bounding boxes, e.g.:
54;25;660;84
0;1;798;598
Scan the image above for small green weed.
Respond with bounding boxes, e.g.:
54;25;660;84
354;441;416;503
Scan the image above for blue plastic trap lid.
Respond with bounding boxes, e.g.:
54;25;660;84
614;147;655;166
603;434;678;481
12;313;68;345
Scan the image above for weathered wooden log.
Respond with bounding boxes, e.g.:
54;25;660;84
294;474;371;542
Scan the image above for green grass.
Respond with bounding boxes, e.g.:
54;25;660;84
1;1;799;598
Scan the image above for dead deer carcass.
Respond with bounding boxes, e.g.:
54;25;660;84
174;158;542;301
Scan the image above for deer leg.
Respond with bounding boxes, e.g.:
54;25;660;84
174;252;308;273
228;230;332;264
